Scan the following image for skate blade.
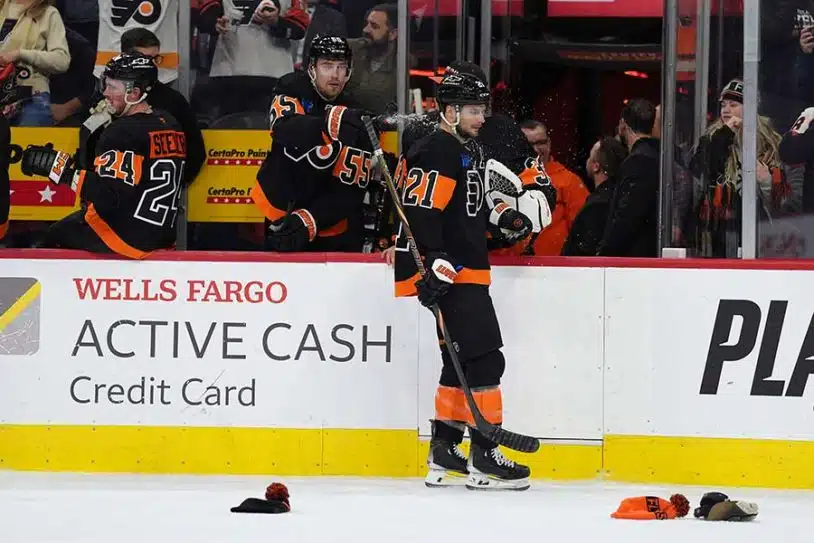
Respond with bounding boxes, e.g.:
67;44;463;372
465;473;530;491
425;468;468;488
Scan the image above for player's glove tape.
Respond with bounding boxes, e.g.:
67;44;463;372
21;144;75;185
415;252;460;308
265;209;315;252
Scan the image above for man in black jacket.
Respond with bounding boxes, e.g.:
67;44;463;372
121;28;206;187
597;98;661;257
562;137;627;256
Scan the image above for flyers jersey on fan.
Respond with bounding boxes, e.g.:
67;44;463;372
96;0;179;83
75;110;187;258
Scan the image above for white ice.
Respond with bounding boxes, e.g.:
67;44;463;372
3;472;812;543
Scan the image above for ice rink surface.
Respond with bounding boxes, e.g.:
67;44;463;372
3;471;813;543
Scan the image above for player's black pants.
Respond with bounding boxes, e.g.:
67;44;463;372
433;284;506;448
39;210;112;254
436;283;505;386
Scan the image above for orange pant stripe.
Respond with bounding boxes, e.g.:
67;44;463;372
435;385;468;422
435;385;503;426
470;386;503;425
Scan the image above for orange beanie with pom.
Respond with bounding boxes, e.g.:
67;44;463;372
611;494;690;520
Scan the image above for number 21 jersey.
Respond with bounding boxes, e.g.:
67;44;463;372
393;130;491;296
74;110;187;258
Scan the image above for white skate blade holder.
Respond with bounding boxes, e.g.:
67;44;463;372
466;470;530;491
425;467;468;488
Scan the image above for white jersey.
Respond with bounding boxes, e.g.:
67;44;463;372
208;0;298;79
95;0;179;83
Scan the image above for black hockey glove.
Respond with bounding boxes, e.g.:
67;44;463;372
415;252;460;308
21;143;75;186
265;209;316;252
490;202;533;242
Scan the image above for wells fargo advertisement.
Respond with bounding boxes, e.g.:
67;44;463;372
9;128;399;224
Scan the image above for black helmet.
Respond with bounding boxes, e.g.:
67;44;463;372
437;72;490;107
309;35;353;71
431;61;487;85
102;53;158;95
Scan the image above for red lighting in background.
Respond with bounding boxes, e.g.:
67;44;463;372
624;71;649;79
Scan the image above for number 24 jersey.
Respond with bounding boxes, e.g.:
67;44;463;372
74;110;187;258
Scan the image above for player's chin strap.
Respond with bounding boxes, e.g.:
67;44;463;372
121;82;150;116
440;105;472;141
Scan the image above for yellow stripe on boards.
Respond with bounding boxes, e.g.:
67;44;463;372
0;425;601;480
604;434;814;490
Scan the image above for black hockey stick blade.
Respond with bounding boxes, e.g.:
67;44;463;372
362;116;540;455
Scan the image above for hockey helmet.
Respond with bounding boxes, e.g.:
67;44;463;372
430;60;487;85
101;53;158;96
309;35;353;73
437;72;491;107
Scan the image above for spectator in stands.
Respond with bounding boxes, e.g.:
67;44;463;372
688;79;793;257
345;3;397;113
562;137;627;256
297;0;347;70
515;119;588;255
49;26;94;126
194;0;309;124
121;28;206;186
53;0;97;49
596;98;661;257
0;0;70;126
761;0;811;131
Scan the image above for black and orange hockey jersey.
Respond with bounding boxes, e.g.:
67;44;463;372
394;129;491;296
0;115;9;241
74;110;187;258
250;70;373;251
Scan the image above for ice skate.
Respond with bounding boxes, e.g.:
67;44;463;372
425;420;469;487
425;438;469;487
466;443;530;491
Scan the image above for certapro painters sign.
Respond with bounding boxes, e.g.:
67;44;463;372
0;259;419;430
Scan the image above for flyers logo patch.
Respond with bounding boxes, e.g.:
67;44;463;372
111;0;162;27
466;170;484;217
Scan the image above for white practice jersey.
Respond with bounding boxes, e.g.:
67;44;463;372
95;0;179;83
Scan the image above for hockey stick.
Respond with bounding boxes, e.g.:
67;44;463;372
361;116;540;454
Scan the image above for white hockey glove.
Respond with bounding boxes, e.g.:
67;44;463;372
484;158;552;237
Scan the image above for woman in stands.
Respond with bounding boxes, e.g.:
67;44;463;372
0;0;70;126
687;78;794;258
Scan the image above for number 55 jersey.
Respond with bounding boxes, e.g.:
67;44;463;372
75;110;186;258
250;70;374;252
